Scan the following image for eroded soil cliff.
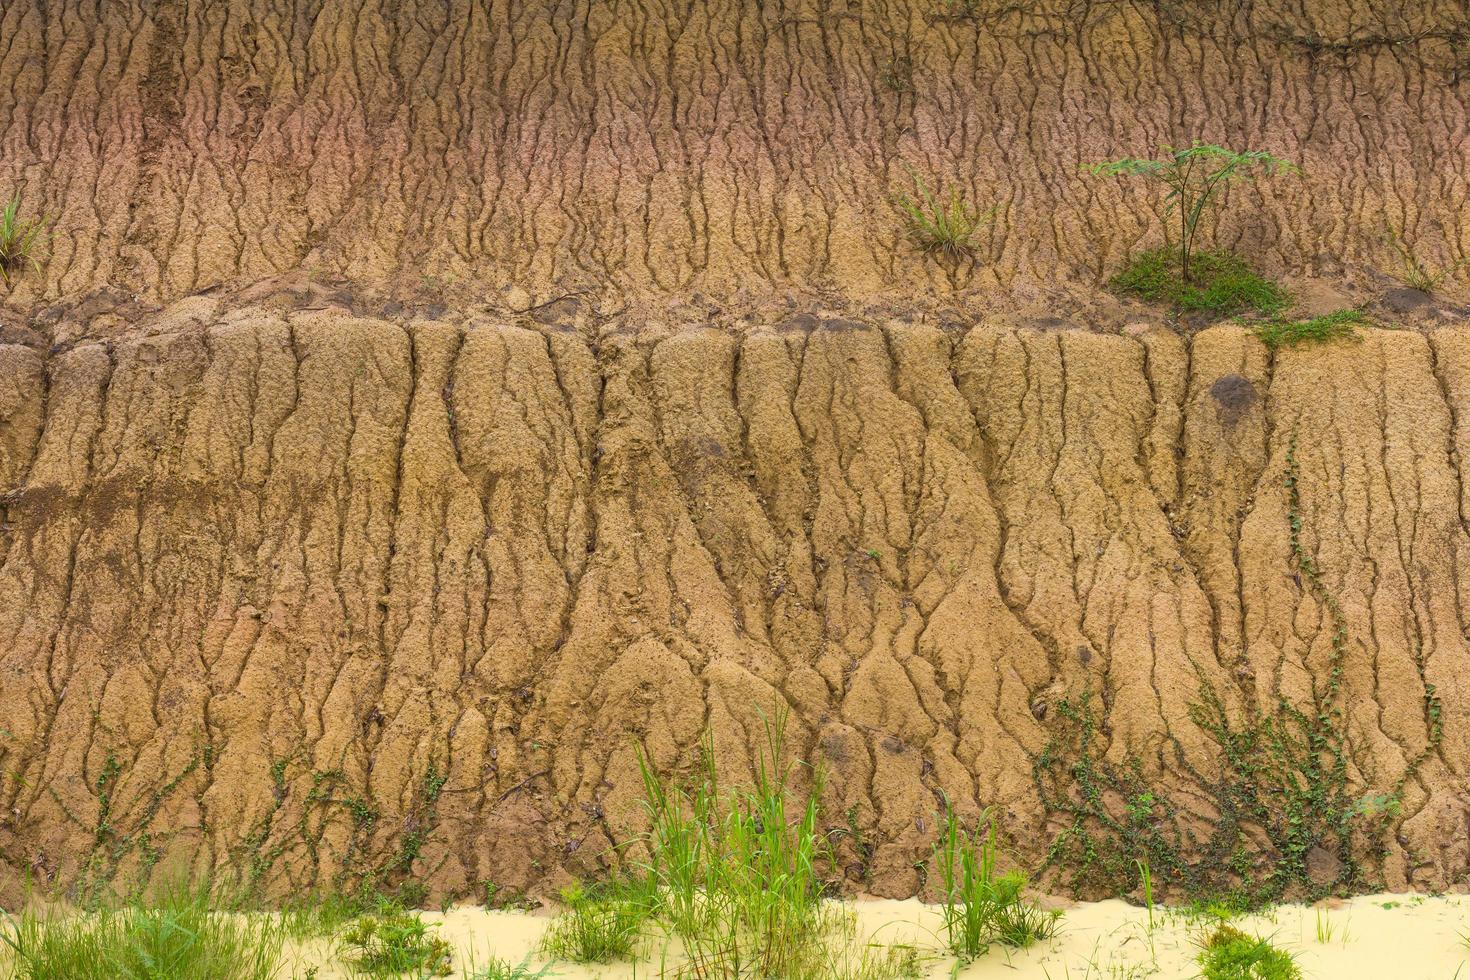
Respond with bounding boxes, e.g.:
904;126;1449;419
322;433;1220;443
0;0;1468;308
1;288;1468;903
2;0;1470;906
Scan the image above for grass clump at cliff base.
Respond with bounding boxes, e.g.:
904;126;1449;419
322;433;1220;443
531;709;1050;979
633;711;926;980
1110;247;1288;317
0;880;284;980
932;805;1059;963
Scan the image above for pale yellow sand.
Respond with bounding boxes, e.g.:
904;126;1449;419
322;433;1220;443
285;893;1470;979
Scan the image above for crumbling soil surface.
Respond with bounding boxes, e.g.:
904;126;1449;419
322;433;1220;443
1;283;1469;904
0;0;1467;308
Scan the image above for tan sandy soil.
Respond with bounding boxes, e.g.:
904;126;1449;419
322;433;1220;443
2;284;1469;904
277;893;1470;978
0;0;1468;309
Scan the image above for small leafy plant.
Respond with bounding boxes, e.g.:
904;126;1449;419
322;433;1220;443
1252;308;1366;351
1386;223;1468;294
1089;142;1297;285
895;170;993;260
340;901;453;977
1352;792;1401;819
880;55;915;94
1196;924;1302;980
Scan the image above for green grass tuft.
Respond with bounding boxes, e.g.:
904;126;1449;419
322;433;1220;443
0;194;47;289
1386;223;1468;294
992;898;1062;949
637;709;832;977
1110;247;1288;316
1197;925;1302;980
0;881;283;980
339;900;452;977
1252;309;1366;351
807;920;925;980
635;706;923;980
462;952;558;980
278;890;373;941
895;171;993;260
932;802;1061;963
537;879;650;963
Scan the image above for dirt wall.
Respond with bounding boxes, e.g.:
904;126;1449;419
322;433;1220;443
1;292;1468;903
0;0;1468;307
4;0;1470;906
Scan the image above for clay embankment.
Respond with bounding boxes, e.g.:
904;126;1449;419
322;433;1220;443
1;296;1468;903
0;0;1467;308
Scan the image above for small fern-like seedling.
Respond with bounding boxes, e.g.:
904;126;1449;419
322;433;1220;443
0;193;48;288
895;171;992;260
1089;143;1295;286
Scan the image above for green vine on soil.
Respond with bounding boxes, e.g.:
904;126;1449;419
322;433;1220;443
46;748;202;907
229;752;448;908
15;734;451;909
1033;431;1437;907
928;4;1470;84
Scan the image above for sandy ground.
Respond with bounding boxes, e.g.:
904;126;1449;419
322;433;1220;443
281;893;1470;979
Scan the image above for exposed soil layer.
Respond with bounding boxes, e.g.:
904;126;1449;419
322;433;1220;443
1;287;1469;904
4;0;1470;905
1;0;1468;307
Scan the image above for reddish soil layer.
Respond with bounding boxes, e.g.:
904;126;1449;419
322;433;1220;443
0;0;1467;307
